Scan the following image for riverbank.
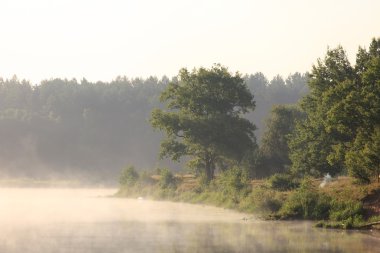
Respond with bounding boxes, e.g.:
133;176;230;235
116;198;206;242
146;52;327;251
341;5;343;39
116;173;380;230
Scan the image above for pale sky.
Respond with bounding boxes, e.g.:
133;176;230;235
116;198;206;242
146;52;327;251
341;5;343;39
0;0;379;83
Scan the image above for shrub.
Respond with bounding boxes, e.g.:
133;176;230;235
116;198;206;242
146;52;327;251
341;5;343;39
196;173;210;192
216;166;250;202
159;168;176;189
243;186;284;214
119;166;139;187
267;173;299;191
280;178;331;219
368;215;380;223
316;215;364;229
329;200;363;221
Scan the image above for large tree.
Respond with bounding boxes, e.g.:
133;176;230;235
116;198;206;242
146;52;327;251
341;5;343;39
290;38;380;182
344;39;380;182
151;65;256;182
289;46;355;177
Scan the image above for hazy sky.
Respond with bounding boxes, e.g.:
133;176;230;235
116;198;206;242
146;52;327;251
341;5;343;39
0;0;379;83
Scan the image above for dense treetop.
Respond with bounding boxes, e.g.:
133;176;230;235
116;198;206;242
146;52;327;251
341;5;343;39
290;38;380;183
151;65;257;181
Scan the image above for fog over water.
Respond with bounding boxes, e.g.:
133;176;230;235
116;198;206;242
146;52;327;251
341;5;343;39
0;188;378;253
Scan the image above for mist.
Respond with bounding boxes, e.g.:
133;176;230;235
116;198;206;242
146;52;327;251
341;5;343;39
1;0;379;251
0;73;307;183
0;188;378;253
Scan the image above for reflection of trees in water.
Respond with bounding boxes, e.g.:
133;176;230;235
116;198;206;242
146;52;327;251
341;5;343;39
0;189;374;253
0;220;377;253
158;221;375;253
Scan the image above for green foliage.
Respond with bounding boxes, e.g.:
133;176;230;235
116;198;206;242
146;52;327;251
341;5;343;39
290;38;380;182
215;166;250;202
244;72;308;139
159;168;176;189
368;215;380;223
289;46;353;177
119;166;139;187
0;71;307;180
280;179;331;219
346;126;380;183
258;105;305;177
267;173;299;191
329;200;363;221
243;186;284;214
315;216;364;229
151;64;257;182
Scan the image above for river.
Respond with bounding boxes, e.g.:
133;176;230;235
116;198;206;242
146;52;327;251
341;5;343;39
0;188;378;253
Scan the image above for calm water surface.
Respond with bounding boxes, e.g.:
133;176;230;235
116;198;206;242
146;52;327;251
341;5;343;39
0;188;378;253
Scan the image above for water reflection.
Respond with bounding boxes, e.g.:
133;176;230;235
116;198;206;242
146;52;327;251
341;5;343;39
0;189;378;253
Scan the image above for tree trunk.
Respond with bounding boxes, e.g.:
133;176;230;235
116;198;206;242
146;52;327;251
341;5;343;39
204;152;215;182
210;157;215;179
205;161;212;182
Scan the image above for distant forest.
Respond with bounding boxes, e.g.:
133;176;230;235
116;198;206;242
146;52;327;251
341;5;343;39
0;72;308;182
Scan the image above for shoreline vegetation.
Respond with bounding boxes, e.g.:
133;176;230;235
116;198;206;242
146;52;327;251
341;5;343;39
117;38;380;231
116;169;380;230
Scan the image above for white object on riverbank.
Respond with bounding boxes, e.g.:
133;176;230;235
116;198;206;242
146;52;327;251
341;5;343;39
319;173;332;188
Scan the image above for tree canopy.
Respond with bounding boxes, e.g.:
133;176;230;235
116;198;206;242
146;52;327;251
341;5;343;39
290;38;380;182
0;71;307;181
258;105;305;177
151;65;257;181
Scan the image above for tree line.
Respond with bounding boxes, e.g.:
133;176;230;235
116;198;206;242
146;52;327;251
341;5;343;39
0;71;307;182
118;39;380;229
152;38;380;184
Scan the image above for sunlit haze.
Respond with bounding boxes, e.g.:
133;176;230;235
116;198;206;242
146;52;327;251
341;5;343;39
0;188;378;252
1;0;379;83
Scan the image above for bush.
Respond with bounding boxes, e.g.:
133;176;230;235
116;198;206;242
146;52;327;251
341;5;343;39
159;168;176;189
280;178;331;219
119;166;139;187
216;166;250;202
267;173;299;191
195;173;210;192
242;186;284;214
329;200;363;221
368;215;380;223
316;215;364;229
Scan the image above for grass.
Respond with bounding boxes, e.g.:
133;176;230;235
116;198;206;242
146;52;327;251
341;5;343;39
116;172;380;230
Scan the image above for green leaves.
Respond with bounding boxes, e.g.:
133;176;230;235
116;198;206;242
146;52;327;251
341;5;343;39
119;166;139;187
151;64;257;181
345;126;380;183
290;38;380;182
259;105;304;176
161;65;255;116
